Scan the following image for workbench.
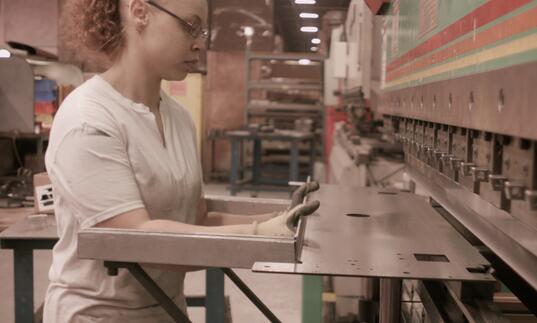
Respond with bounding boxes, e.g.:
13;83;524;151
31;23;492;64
226;130;315;195
0;212;56;323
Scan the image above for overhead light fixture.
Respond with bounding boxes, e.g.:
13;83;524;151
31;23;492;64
243;26;255;37
300;26;318;33
295;0;316;4
0;49;11;58
298;59;311;65
300;12;319;19
310;46;319;51
311;38;321;44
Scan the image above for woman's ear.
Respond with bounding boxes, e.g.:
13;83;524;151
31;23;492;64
128;0;150;32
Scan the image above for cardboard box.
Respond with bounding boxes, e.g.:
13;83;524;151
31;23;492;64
34;172;54;214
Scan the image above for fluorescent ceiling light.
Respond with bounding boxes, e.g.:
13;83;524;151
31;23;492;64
295;0;316;4
311;38;321;44
298;59;311;65
300;26;318;33
300;12;319;19
0;49;11;58
243;26;254;37
310;46;319;51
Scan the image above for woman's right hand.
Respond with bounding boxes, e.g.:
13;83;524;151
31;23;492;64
255;200;320;237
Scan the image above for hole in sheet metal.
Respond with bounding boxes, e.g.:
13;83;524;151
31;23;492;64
466;265;491;274
414;253;450;262
403;271;411;275
346;213;370;218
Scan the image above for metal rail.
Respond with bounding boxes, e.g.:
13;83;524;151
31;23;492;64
104;262;192;323
221;268;282;323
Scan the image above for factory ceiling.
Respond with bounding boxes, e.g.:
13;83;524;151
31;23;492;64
274;0;351;52
208;0;350;52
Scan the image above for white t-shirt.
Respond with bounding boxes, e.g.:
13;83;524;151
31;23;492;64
43;75;203;323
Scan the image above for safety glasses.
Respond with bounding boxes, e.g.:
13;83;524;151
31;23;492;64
146;0;208;39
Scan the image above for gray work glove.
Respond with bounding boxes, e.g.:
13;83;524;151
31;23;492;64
289;181;320;209
255;200;320;237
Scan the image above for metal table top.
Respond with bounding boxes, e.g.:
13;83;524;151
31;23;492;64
0;213;57;240
253;185;494;282
225;130;314;140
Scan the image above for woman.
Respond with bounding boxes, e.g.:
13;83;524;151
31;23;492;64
44;0;320;321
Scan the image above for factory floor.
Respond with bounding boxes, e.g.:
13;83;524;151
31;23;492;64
0;184;302;323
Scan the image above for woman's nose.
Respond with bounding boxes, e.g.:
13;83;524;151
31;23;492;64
192;36;207;52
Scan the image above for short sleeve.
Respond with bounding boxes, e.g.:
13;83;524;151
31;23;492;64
48;124;144;229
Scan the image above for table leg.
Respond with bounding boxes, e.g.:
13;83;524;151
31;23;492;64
206;269;226;323
302;275;322;323
252;139;262;185
36;137;45;172
379;278;402;323
290;140;299;182
309;139;315;178
230;139;240;196
13;247;34;323
221;268;281;323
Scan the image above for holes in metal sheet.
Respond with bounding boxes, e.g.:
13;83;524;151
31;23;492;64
403;271;411;275
346;213;370;218
414;254;450;262
466;265;491;274
378;191;398;195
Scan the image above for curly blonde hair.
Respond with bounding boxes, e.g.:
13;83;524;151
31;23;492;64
60;0;125;61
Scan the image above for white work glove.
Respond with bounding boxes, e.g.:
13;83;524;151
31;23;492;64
290;181;320;209
254;200;320;237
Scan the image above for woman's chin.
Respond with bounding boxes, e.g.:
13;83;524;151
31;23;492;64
164;70;189;82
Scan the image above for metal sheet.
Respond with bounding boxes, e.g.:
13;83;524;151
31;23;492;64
78;228;297;269
205;195;289;214
77;194;307;269
253;185;493;282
